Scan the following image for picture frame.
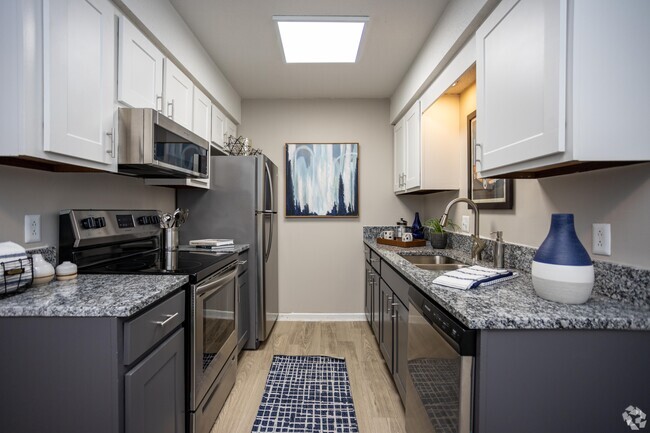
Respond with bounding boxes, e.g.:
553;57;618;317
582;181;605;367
467;111;513;209
285;143;359;218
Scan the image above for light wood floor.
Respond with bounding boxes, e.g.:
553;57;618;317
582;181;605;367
210;321;406;433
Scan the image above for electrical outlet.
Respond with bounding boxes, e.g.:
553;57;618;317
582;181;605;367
592;223;611;256
24;215;41;243
461;215;470;233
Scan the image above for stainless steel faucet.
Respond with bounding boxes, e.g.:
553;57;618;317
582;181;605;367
440;197;487;261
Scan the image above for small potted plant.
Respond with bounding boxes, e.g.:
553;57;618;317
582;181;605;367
424;217;459;249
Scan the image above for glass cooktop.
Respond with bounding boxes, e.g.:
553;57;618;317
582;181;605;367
80;249;236;284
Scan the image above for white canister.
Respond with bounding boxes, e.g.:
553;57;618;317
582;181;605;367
56;261;78;281
32;254;55;285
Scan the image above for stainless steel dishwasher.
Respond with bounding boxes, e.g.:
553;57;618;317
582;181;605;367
406;287;477;433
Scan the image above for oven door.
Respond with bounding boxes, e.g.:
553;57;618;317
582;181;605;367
406;289;475;433
191;261;238;410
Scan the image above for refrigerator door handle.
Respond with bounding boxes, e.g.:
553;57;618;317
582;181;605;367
264;161;274;213
265;213;274;263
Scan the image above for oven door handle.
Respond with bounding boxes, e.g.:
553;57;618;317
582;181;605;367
196;262;240;296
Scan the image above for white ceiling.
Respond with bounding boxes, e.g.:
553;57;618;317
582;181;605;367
169;0;450;100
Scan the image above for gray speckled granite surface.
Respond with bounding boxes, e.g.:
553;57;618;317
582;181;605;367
0;274;188;317
363;231;650;330
26;246;57;266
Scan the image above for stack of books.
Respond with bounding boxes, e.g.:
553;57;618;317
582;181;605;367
189;239;235;252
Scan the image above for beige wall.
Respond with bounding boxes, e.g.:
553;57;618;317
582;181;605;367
239;99;422;314
0;165;175;249
421;83;650;269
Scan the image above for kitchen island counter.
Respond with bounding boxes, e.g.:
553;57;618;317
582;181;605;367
0;274;188;317
365;238;650;330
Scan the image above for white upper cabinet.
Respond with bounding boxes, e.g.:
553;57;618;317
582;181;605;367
192;86;211;141
164;59;193;130
117;16;164;111
225;118;237;142
210;104;226;151
393;102;420;194
404;101;421;190
476;0;650;178
393;119;406;193
43;0;117;168
476;0;565;173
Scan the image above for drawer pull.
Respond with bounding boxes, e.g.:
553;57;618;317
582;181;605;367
153;312;179;327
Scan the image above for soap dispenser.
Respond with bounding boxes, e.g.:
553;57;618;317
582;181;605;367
492;231;505;268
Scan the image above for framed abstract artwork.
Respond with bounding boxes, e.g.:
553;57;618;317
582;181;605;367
467;111;513;209
285;143;359;218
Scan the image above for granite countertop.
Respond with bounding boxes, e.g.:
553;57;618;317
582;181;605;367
0;274;188;317
364;239;650;330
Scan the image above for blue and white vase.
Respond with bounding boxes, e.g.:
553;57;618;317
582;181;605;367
531;214;594;304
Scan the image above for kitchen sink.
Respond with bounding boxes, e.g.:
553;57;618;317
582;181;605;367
400;254;468;271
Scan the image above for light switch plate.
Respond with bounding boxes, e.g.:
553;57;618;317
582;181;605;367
461;215;470;233
592;223;611;256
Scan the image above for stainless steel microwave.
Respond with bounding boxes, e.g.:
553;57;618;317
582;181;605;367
118;108;209;179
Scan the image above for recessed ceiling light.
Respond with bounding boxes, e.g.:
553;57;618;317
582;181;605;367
273;16;369;63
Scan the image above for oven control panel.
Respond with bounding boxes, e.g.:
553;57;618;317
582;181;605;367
60;209;162;246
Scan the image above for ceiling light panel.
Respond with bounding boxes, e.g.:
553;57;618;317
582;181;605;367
274;16;368;63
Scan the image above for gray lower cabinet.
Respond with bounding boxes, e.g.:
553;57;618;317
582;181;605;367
379;278;394;369
237;250;250;352
362;245;409;404
125;328;185;433
368;249;381;342
0;289;186;433
364;261;376;326
392;298;408;400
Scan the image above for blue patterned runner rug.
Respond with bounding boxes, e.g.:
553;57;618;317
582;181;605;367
251;355;360;433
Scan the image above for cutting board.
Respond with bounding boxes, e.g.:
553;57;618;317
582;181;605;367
376;238;426;248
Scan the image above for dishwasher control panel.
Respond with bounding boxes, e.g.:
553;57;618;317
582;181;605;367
410;287;476;356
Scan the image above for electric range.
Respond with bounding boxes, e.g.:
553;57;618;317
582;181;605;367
59;209;241;433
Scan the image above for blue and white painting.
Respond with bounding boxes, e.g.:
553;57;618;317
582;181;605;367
285;143;359;217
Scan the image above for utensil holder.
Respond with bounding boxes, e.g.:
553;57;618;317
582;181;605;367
164;228;179;251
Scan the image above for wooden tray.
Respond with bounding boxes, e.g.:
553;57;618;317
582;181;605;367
376;237;426;248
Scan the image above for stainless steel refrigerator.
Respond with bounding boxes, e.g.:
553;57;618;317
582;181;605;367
177;155;279;350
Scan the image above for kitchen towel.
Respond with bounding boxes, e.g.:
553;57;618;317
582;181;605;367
433;265;518;290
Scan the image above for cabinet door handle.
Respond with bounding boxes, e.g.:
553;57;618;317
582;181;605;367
105;129;115;158
167;99;175;119
474;142;483;171
156;94;163;112
153;312;178;327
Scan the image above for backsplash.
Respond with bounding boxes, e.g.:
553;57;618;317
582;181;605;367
363;226;650;308
27;246;57;266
